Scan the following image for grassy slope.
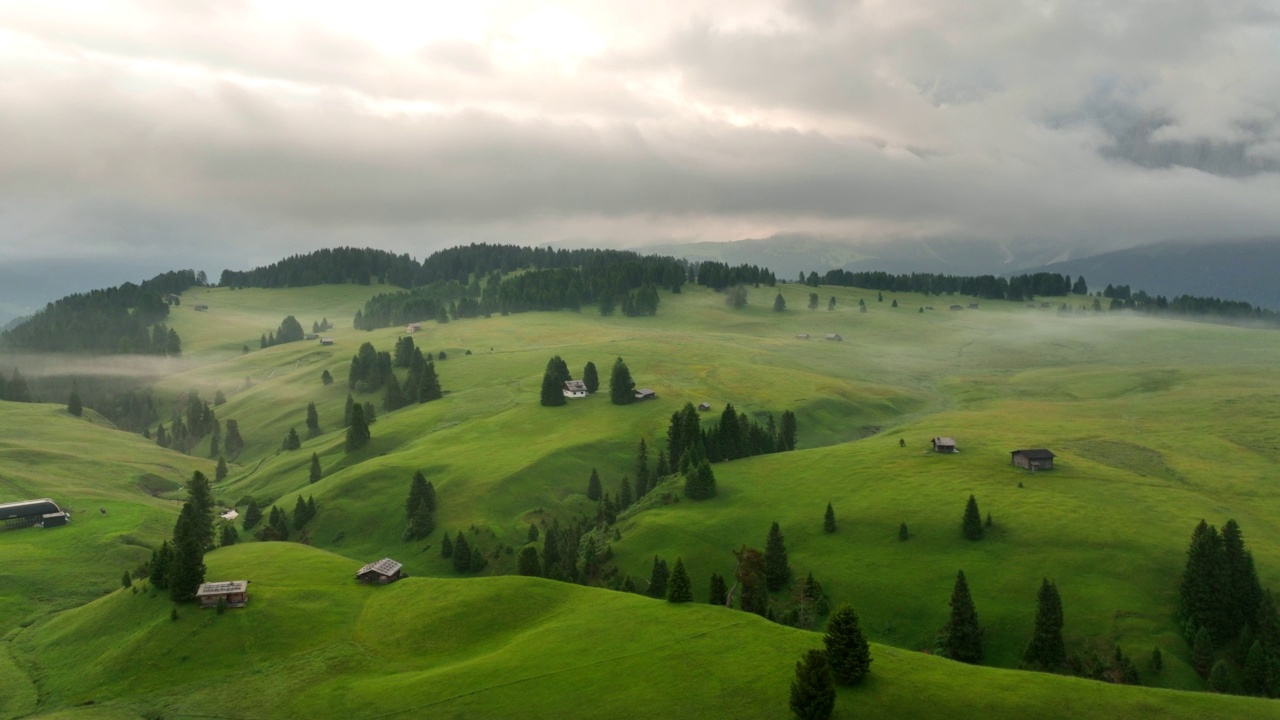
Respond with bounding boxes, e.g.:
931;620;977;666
11;543;1275;720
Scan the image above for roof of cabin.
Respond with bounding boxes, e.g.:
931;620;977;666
196;581;249;596
357;558;403;577
0;498;63;520
1011;449;1055;459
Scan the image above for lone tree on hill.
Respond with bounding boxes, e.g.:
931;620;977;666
708;573;727;606
185;470;215;551
345;403;370;452
823;503;836;533
790;650;836;720
215;456;228;482
1023;578;1066;671
305;402;320;437
168;503;207;603
725;284;748;309
764;521;791;591
941;570;984;664
321;369;333;385
824;605;873;684
667;557;693;603
773;293;787;312
283;427;301;450
582;361;599;394
808;292;819;310
67;386;82;417
609;357;636;405
963;494;984;540
309;453;322;483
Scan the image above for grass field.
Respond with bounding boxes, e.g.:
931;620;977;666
3;279;1280;717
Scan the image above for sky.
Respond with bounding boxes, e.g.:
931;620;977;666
2;0;1280;273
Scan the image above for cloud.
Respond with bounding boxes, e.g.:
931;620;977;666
1;0;1279;270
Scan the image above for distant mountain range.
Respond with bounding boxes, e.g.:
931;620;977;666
1015;237;1280;310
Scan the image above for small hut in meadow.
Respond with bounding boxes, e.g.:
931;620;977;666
356;558;405;584
196;581;249;609
1010;449;1055;471
931;437;957;453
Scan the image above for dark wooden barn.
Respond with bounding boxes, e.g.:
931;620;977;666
196;580;249;608
356;558;405;584
1010;449;1055;471
931;437;957;453
0;498;70;529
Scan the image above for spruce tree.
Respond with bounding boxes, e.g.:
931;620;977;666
1192;626;1214;677
283;427;301;450
121;570;132;589
343;394;354;427
618;476;633;509
220;523;239;547
586;468;602;501
223;419;245;459
345;403;370;451
1150;647;1163;673
1242;640;1268;695
634;438;651;495
309;453;322;483
67;387;83;417
942;570;983;664
540;364;567;406
609;357;636;405
242;500;262;531
648;556;669;598
1023;578;1066;670
773;292;786;312
1180;520;1227;640
962;494;984;540
527;523;539;544
541;524;560;577
667;557;693;603
419;361;442;402
168;503;206;603
517;546;541;576
709;573;728;606
321;369;333;385
440;533;453;558
789;649;836;720
764;521;791;591
824;604;873;684
305;402;320;437
150;540;172;589
293;495;310;530
823;503;836;533
453;532;472;573
469;547;486;573
1208;659;1231;692
582;361;599;393
185;471;215;551
215;456;228;482
684;460;717;500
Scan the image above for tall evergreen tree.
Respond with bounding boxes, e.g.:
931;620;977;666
305;402;320;437
773;292;787;312
634;438;651;495
541;524;560;577
540;361;567;406
440;532;453;558
609;357;636;405
223;419;245;459
345;403;371;451
667;557;693;603
586;468;602;501
1242;640;1268;696
383;372;406;411
452;532;471;573
778;410;798;451
708;573;728;606
824;605;873;684
1191;626;1215;678
517;546;541;576
283;427;301;450
321;369;333;385
1221;519;1262;643
418;361;442;402
1208;660;1231;692
962;494;984;540
185;471;215;551
684;460;717;500
242;500;262;530
67;386;83;417
1179;520;1227;640
215;456;228;482
823;503;836;533
1023;578;1066;671
527;523;539;544
942;570;984;664
293;495;310;530
220;522;239;547
648;556;669;598
343;393;355;427
309;453;322;483
789;650;836;720
764;521;791;591
167;503;206;603
582;361;599;393
149;540;173;589
618;476;633;509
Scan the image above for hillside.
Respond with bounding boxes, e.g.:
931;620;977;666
1016;237;1280;310
3;276;1279;717
5;543;1274;720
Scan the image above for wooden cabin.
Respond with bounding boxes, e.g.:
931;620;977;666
319;337;335;345
563;380;588;399
196;580;249;608
795;333;810;339
634;388;657;401
825;333;842;341
356;558;405;584
1010;449;1055;471
931;437;957;453
698;402;711;412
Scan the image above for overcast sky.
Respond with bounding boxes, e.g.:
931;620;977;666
2;0;1279;271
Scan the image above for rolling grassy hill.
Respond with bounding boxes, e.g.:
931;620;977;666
3;278;1279;717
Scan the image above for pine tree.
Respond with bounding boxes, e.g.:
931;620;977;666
220;523;239;547
540;364;567;406
685;460;717;500
778;410;798;451
648;556;669;598
962;494;984;540
67;387;83;417
150;540;172;589
541;524;560;577
309;453;322;483
1150;647;1163;673
224;419;245;459
440;533;453;558
823;503;836;533
121;569;132;589
343;394;354;427
1208;659;1231;692
764;521;791;591
942;570;983;664
1023;578;1066;670
305;402;320;437
618;476;633;509
527;523;539;544
634;438;651;495
824;604;873;684
293;495;310;530
242;500;262;531
773;292;787;312
168;503;206;603
709;573;727;606
215;456;228;482
185;471;215;551
789;649;836;720
582;361;599;393
517;546;540;576
283;427;301;450
419;361;442;402
1192;626;1214;677
321;369;333;385
453;532;472;573
1180;520;1227;641
469;547;486;573
586;468;602;501
1242;640;1268;695
609;357;636;405
667;557;693;603
345;403;370;451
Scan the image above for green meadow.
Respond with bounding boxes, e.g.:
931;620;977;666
2;280;1279;717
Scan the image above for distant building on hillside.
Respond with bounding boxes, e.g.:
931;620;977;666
563;380;588;399
196;580;249;608
698;402;711;412
356;558;405;584
0;498;70;529
319;337;335;345
795;333;810;339
304;333;319;340
634;388;657;401
219;509;239;521
950;305;964;311
193;304;209;311
825;333;842;341
931;437;957;453
405;323;421;333
1010;449;1055;471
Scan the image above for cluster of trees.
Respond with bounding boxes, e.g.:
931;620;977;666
540;356;574;406
441;530;489;574
258;315;306;348
348;339;442;412
789;605;873;720
694;261;777;290
150;390;225;456
807;269;1083;301
512;515;605;583
2;269;197;355
666;402;798;473
0;368;32;403
404;471;437;541
1178;519;1280;696
146;471;215;603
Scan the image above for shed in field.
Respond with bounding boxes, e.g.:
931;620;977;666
319;337;335;345
563;380;588;399
795;333;810;339
825;333;842;341
356;558;405;584
931;437;957;453
698;402;711;412
0;498;70;529
1010;449;1055;471
196;580;249;608
634;388;657;401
